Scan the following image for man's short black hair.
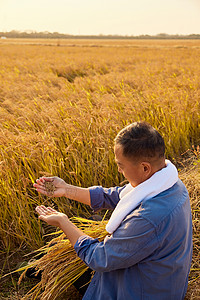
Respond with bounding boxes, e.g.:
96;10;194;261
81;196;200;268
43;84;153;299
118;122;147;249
115;122;165;159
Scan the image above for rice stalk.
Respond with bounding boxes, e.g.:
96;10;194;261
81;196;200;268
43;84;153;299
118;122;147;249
18;218;108;300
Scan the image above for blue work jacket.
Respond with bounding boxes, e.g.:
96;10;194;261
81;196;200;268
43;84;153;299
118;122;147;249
74;179;193;300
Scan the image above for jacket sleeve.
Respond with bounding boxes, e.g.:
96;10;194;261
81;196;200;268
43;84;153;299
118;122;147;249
74;214;159;272
89;185;126;211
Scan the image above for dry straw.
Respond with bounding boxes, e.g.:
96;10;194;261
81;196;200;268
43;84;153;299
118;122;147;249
18;217;108;300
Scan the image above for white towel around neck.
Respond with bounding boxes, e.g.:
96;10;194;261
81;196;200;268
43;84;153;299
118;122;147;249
106;159;178;234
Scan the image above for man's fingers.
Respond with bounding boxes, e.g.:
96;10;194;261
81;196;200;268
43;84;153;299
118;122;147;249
35;206;45;215
39;206;50;214
34;177;50;186
34;178;56;197
34;185;49;195
34;178;52;188
33;183;44;190
47;207;57;213
35;178;45;185
35;206;62;227
36;205;48;215
36;205;57;216
41;177;54;182
38;215;47;222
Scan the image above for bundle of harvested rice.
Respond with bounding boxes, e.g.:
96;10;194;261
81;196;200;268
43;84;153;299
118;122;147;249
18;217;108;300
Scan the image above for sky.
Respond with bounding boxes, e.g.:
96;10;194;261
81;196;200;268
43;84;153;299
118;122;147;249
0;0;200;36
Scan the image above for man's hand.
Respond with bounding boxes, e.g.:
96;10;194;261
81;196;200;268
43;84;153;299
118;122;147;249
33;176;91;206
33;176;67;198
35;205;86;247
35;205;68;227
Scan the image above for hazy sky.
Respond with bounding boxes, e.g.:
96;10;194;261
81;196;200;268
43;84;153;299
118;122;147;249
0;0;200;35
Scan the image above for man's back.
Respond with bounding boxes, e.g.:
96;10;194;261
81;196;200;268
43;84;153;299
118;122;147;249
75;180;193;300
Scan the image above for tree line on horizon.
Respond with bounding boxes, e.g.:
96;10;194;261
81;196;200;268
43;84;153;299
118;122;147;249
1;30;200;39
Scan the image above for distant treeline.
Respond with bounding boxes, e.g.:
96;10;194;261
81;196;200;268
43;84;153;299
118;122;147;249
1;31;200;39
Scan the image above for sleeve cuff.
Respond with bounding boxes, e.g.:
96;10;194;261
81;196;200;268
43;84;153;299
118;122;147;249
89;186;103;212
74;234;99;261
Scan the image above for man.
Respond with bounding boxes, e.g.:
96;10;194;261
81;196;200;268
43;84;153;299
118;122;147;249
34;121;193;300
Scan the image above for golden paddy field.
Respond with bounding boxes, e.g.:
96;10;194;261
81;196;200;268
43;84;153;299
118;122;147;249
0;39;199;299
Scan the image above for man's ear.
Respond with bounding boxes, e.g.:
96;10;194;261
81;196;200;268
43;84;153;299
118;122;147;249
141;162;152;177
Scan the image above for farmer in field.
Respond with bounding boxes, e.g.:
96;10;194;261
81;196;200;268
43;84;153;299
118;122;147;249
34;121;192;300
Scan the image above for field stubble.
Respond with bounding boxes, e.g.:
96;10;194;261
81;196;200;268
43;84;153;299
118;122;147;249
0;39;199;299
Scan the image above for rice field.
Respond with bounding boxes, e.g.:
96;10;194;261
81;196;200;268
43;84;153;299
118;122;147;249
0;39;199;299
